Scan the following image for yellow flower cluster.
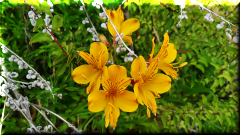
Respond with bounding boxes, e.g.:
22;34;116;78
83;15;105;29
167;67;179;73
72;6;187;129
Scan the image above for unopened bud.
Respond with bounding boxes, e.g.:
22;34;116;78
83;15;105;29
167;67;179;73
179;62;188;67
99;34;110;47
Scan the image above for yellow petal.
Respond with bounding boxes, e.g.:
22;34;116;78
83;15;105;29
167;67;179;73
117;6;124;24
142;89;157;115
116;78;131;93
133;83;144;105
102;66;109;79
86;72;102;94
122;35;133;45
149;37;155;61
143;73;171;94
120;18;140;36
162;32;169;47
90;42;109;67
107;10;121;37
107;65;128;83
105;96;120;128
144;59;158;82
163;43;177;64
116;90;138;112
131;56;146;77
72;65;99;84
88;90;107;112
158;61;178;79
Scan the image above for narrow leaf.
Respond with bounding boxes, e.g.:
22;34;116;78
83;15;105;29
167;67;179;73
56;62;67;76
29;32;52;44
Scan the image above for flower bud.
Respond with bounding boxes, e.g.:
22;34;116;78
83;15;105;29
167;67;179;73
14;58;19;62
225;32;232;40
116;47;121;53
233;36;239;44
124;57;129;62
216;24;224;29
18;65;23;69
96;5;100;9
120;47;126;52
99;34;110;47
17;60;22;65
128;57;133;62
179;62;188;67
8;57;13;62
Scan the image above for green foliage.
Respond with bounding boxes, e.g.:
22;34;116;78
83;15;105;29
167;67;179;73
0;0;239;134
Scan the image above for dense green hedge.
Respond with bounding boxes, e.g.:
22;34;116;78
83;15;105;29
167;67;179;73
0;0;239;133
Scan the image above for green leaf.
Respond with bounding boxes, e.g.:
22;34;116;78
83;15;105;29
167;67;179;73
195;64;204;73
52;15;63;30
82;113;99;131
210;79;219;89
48;42;59;48
216;115;223;125
33;18;46;32
53;54;67;65
198;120;202;131
202;94;207;104
190;71;197;88
226;46;238;53
65;71;72;82
56;62;67;76
219;77;225;87
198;114;207;121
65;87;80;91
165;18;174;30
40;2;53;17
225;116;231;127
198;57;208;67
161;115;167;128
217;70;233;83
29;32;52;44
173;115;178;128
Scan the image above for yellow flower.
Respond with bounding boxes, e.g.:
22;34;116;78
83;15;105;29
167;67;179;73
72;42;108;95
88;65;138;129
105;6;140;45
147;32;187;79
131;56;171;117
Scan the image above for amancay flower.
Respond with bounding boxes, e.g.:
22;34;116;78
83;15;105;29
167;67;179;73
131;56;171;117
105;6;140;45
147;32;187;79
88;65;138;129
72;42;108;94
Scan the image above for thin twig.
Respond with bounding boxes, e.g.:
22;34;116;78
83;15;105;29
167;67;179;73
30;103;80;132
191;0;239;29
0;97;8;134
0;110;13;126
31;105;61;133
80;0;98;37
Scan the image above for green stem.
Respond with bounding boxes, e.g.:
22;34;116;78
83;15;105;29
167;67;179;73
113;46;117;64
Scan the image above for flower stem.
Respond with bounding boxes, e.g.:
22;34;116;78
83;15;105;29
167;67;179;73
113;45;117;64
109;45;114;64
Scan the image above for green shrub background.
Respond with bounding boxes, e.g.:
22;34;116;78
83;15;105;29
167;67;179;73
0;0;239;133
